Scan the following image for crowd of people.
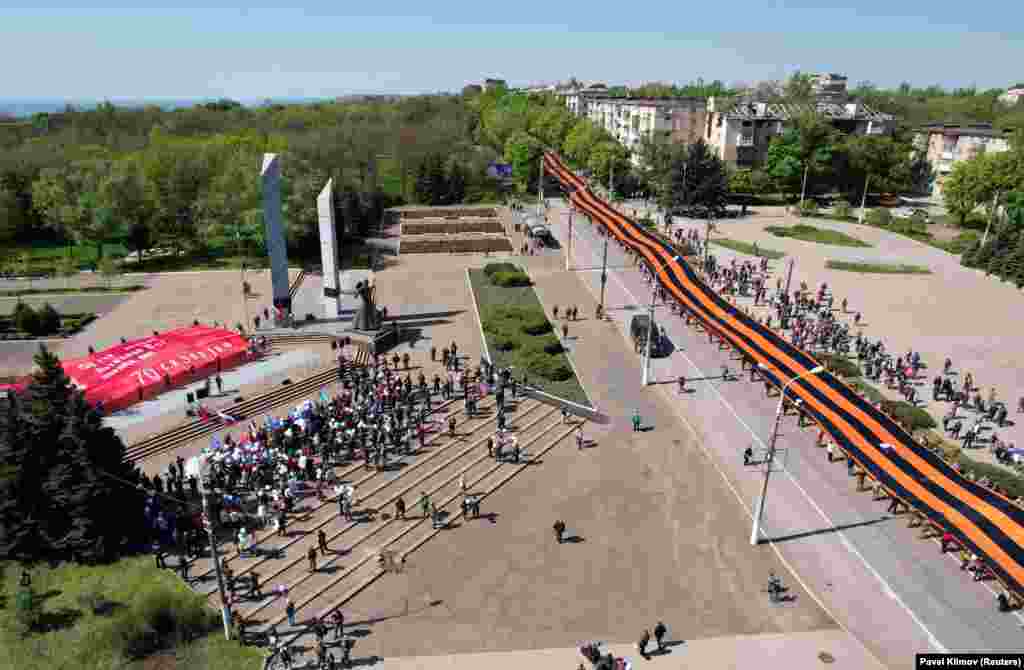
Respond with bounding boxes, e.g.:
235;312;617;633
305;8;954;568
138;338;551;666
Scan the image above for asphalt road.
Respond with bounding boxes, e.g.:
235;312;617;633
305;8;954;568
547;201;1024;667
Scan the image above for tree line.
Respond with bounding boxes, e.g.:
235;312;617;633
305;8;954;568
0;96;506;267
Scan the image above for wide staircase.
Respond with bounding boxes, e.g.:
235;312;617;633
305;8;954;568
187;391;580;663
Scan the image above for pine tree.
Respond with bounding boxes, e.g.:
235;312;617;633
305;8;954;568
427;154;448;206
1007;231;1024;289
446;163;466;205
0;345;144;564
0;391;42;562
413;161;431;204
986;224;1017;280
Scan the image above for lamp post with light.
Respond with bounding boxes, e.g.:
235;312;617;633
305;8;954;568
642;255;682;386
750;363;825;545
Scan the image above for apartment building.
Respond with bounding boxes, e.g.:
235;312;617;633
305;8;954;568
561;92;707;165
914;122;1012;198
999;88;1024;106
704;97;894;168
810;73;849;101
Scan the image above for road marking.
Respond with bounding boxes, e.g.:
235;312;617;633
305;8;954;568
559;210;948;655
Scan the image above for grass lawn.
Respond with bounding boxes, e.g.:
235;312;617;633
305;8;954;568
0;557;263;670
825;260;931;274
765;224;872;248
711;238;785;259
468;267;591;408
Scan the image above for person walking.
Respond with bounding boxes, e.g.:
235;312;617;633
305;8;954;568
632;409;642;432
638;629;651;659
420;492;430;519
307;546;318;572
654;621;667;651
318;529;328;555
332;609;345;641
553;519;566;544
286;598;297;627
396;496;406;519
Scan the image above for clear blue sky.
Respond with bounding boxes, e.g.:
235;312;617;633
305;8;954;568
3;1;1022;100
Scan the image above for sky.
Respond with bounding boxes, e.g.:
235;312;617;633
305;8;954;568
2;1;1023;100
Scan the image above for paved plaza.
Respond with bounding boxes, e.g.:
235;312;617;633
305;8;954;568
16;202;1022;668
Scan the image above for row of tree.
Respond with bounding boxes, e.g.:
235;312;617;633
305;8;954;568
0;95;506;266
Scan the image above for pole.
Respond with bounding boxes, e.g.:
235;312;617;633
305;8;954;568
981;191;999;249
642;282;656;386
858;173;871;224
799;162;810;210
782;259;795;328
598;236;609;315
703;214;713;272
202;491;233;639
566;207;574;271
609;161;614;201
537;155;544;217
751;394;785;545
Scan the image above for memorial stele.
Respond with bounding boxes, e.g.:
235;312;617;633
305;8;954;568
317;178;341;317
261;153;291;323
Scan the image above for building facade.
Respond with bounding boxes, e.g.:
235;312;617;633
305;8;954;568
999;88;1024;106
561;92;706;166
914;122;1012;199
704;97;894;168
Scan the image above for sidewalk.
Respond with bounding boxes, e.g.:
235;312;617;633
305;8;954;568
385;629;879;670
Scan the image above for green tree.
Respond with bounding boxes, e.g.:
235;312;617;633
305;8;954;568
667;139;729;216
504;131;542;193
784;71;815;101
446;162;467;204
0;345;145;564
844;134;913;204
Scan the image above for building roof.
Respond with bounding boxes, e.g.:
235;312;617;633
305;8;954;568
917;122;1010;139
721;99;893;122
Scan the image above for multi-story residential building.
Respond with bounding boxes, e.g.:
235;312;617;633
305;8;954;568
810;73;849;101
914;122;1012;199
562;84;608;117
560;93;706;165
999;87;1024;106
704;97;894;168
481;78;507;92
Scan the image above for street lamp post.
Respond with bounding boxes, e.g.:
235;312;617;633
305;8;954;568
537;155;545;218
642;255;682;386
598;236;609;317
566;207;574;271
200;479;233;639
750;363;825;545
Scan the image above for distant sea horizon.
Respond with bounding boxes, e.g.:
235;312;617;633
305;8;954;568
0;96;387;117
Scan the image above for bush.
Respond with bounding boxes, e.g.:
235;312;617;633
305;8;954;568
818;354;861;378
108;588;215;658
881;400;937;431
38;303;60;335
13;302;40;336
521;350;573;381
482;262;518;277
491;271;531;287
638;216;656;228
866;208;892;227
832;201;852;219
520;313;553;336
799;199;819;216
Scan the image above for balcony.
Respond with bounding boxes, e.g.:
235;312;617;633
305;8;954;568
737;136;754;147
941;151;954;160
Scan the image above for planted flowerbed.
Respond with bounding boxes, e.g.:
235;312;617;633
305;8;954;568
468;264;591;407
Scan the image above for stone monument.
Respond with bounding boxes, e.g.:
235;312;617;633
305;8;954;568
261;153;291;323
352;280;381;331
317;178;341;317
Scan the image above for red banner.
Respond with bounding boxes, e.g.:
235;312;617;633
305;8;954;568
61;326;249;413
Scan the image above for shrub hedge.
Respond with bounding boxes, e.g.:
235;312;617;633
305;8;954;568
818;353;862;378
491;271;532;287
